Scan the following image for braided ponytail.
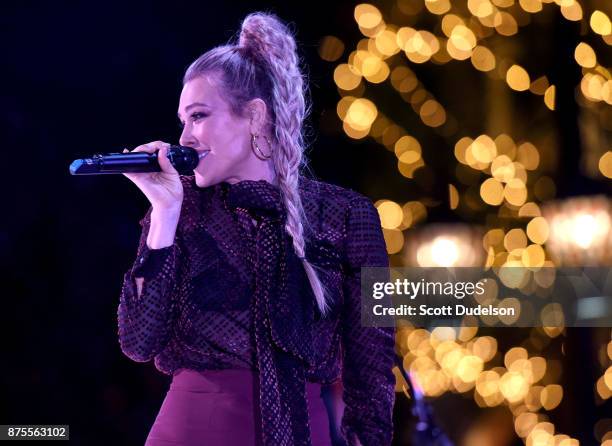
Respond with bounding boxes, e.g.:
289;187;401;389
184;12;329;314
239;13;328;314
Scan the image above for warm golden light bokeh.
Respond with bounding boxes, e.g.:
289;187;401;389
574;42;597;68
506;65;531;91
354;3;383;30
329;5;610;445
590;10;612;36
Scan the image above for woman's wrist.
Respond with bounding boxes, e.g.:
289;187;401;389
146;206;181;249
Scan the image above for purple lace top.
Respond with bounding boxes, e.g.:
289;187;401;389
117;176;395;445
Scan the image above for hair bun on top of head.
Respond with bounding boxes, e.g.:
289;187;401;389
237;12;297;63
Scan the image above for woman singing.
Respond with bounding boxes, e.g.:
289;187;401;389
118;12;395;446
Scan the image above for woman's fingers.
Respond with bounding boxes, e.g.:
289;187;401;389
122;141;178;178
132;141;169;153
131;141;177;174
157;145;179;175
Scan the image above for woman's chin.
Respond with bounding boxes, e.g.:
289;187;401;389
194;172;215;188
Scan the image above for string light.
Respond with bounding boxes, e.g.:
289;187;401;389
320;3;610;444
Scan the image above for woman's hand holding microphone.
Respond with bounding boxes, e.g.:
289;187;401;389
123;141;183;249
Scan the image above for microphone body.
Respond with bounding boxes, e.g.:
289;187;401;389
69;146;200;176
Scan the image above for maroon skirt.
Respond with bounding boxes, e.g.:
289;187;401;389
145;369;337;446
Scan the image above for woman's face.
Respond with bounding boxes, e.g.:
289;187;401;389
178;75;256;187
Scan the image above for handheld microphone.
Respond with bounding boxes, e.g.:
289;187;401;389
69;145;202;176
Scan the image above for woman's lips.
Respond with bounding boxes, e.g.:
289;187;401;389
195;150;211;172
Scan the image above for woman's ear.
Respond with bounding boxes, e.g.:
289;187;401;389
247;98;268;135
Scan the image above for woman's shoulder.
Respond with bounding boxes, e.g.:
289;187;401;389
298;177;381;240
299;177;373;208
299;177;379;220
298;178;383;267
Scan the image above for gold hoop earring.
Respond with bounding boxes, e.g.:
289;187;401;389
251;134;272;160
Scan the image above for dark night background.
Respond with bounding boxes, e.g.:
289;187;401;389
1;0;611;445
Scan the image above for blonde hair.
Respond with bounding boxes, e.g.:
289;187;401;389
184;12;329;314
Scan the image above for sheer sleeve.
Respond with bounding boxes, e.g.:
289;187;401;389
117;208;183;363
340;196;396;446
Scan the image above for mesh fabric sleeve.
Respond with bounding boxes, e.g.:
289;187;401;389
117;208;183;363
340;196;396;446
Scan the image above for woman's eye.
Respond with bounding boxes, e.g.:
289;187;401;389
191;112;208;121
178;112;208;128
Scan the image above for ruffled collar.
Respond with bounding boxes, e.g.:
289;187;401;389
221;180;285;219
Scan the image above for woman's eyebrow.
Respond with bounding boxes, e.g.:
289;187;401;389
178;102;211;120
187;102;211;110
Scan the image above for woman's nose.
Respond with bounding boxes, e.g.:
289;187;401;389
179;126;198;148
